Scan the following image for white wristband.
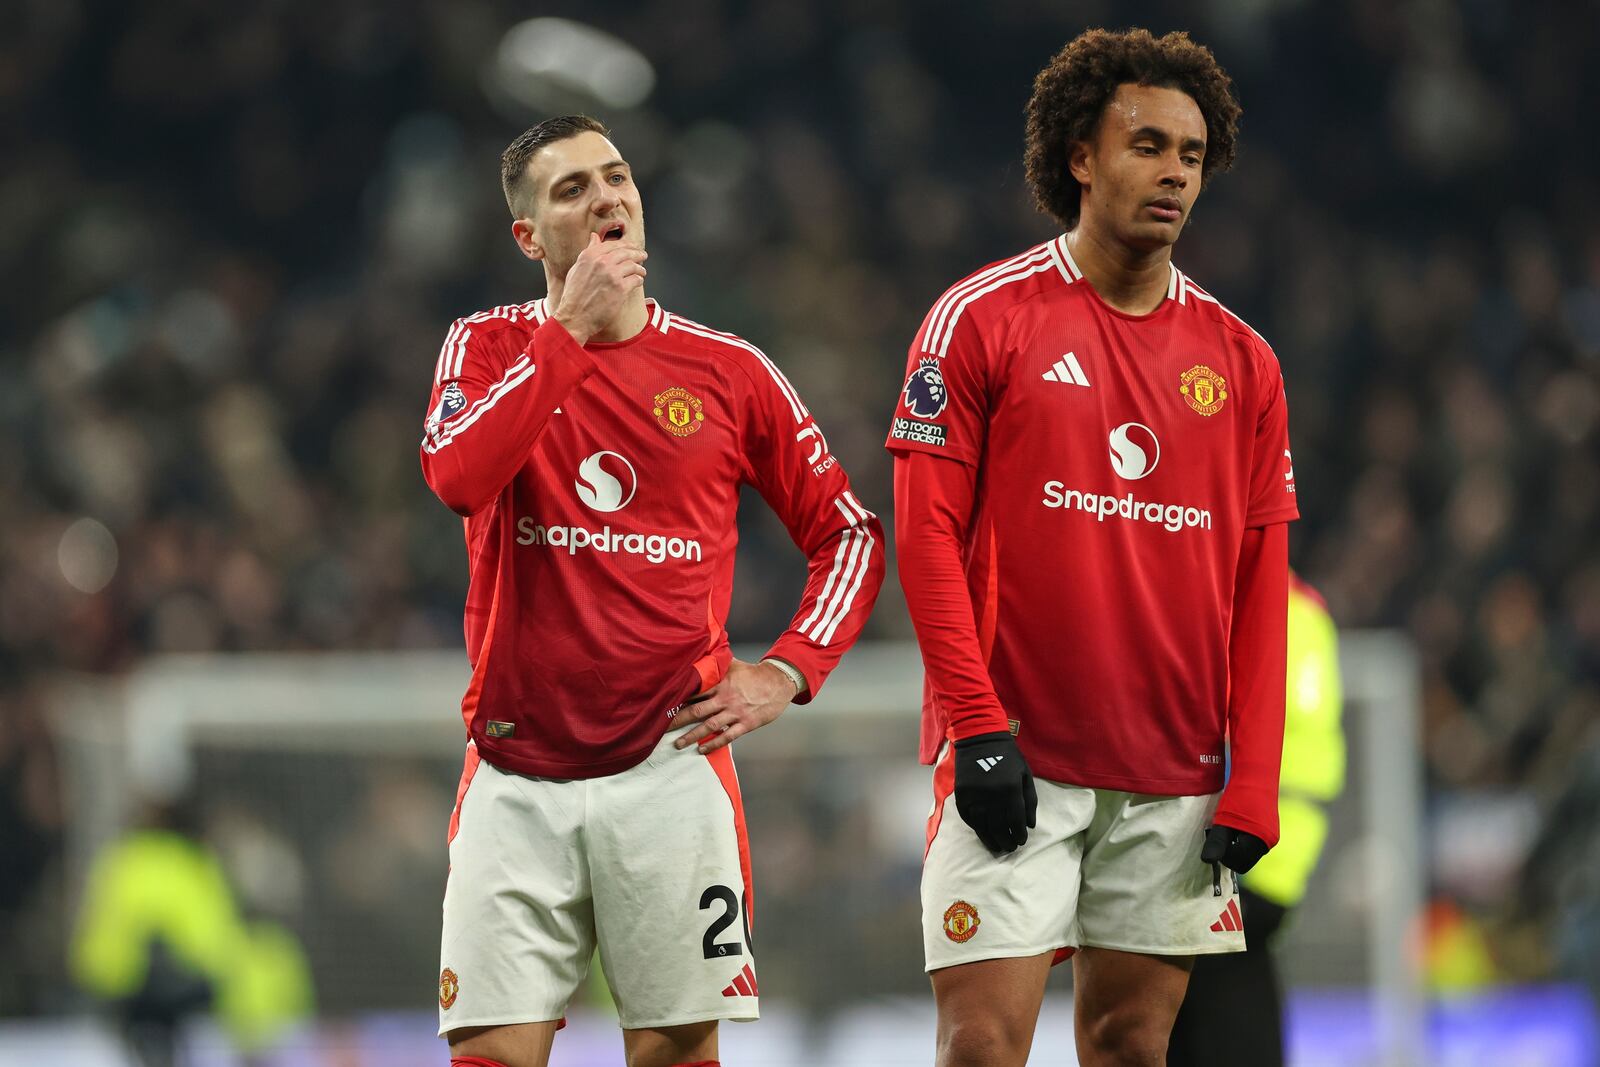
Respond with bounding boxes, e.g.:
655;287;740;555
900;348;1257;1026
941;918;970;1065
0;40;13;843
762;657;806;696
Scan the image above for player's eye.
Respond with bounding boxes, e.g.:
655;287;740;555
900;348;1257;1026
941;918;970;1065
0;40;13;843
562;184;582;198
609;172;626;184
1182;156;1201;167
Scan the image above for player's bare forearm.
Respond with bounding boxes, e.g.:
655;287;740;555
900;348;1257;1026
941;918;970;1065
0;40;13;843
673;659;801;753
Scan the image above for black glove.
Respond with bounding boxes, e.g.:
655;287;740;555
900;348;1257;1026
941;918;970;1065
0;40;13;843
953;731;1037;854
1201;824;1269;875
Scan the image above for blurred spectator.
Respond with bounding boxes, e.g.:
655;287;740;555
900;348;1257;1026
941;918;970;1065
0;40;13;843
0;666;65;1016
69;794;313;1065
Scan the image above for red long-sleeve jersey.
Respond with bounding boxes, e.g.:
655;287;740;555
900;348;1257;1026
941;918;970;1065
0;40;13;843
886;236;1297;843
422;298;884;779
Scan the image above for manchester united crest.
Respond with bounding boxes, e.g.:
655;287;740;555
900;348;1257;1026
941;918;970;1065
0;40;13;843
943;900;980;943
653;387;706;437
438;967;460;1010
1179;365;1228;416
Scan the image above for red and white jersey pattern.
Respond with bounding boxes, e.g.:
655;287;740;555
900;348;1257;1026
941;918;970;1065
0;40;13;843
424;299;884;779
887;235;1297;796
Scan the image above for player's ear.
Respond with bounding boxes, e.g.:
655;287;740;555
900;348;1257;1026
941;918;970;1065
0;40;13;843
511;217;546;262
1067;139;1094;187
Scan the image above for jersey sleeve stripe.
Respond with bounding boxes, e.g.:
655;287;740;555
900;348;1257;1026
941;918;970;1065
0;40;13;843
817;527;874;644
670;317;809;423
422;355;536;454
1166;263;1180;302
842;489;875;522
797;526;858;637
922;245;1052;347
797;496;863;635
435;319;467;385
930;260;1058;359
802;527;868;643
450;322;472;379
798;496;873;644
920;246;1052;355
437;300;547;383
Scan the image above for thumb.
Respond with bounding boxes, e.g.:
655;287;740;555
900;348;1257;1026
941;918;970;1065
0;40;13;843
1200;825;1231;864
586;231;600;252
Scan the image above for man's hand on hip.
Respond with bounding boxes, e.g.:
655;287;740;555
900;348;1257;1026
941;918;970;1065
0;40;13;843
952;731;1038;855
673;659;800;754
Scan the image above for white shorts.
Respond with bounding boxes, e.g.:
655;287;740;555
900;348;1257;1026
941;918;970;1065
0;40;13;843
438;727;759;1033
922;745;1246;971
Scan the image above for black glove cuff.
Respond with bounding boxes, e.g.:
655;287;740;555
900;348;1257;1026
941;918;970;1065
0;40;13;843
954;731;1015;750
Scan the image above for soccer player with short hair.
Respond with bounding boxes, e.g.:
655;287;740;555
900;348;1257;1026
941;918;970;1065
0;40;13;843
887;29;1298;1066
423;115;884;1067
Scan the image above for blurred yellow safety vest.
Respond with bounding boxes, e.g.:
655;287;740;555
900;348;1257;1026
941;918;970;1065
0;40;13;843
1243;574;1346;908
69;829;314;1051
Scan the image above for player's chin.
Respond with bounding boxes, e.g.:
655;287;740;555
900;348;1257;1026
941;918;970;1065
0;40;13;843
1125;218;1184;250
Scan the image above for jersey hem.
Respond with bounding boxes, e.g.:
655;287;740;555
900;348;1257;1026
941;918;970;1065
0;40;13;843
474;734;660;780
1026;762;1224;796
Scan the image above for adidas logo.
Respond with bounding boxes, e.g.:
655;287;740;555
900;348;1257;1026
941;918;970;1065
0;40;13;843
1210;898;1243;933
976;755;1005;772
1041;352;1091;387
720;962;759;997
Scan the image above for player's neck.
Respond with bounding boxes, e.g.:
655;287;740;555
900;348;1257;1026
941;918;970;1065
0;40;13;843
545;278;650;345
1066;225;1172;316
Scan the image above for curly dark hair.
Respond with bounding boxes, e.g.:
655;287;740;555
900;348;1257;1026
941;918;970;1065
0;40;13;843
501;114;610;218
1024;28;1241;230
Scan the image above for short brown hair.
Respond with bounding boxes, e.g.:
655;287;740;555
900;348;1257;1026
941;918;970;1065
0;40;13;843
501;115;610;218
1024;28;1241;230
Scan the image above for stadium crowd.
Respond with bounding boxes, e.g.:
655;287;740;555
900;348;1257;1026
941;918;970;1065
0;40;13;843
2;0;1596;1018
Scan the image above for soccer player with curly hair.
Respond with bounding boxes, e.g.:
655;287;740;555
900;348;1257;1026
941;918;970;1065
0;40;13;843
887;28;1298;1066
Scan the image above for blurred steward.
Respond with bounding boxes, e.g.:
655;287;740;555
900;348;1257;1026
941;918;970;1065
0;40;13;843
69;794;313;1067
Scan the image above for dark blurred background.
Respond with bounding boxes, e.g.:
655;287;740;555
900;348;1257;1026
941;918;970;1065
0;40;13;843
2;0;1597;1062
